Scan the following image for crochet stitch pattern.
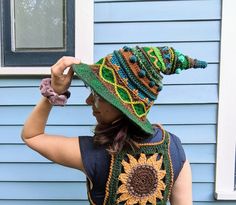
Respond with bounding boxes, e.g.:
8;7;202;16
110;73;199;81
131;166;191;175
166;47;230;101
117;153;166;204
99;57;149;118
103;129;174;205
73;45;207;134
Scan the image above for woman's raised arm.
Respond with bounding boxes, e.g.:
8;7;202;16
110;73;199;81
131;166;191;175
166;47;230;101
21;57;84;170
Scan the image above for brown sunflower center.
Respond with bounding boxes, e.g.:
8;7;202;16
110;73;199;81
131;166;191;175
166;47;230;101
126;164;158;198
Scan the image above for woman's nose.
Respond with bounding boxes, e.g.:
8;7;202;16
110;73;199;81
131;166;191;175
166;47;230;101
86;93;94;105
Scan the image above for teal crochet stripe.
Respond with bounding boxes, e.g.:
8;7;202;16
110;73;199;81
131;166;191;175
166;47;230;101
110;55;152;105
72;63;154;135
113;50;157;101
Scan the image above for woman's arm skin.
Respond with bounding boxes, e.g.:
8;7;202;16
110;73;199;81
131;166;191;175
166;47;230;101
170;160;193;205
21;57;84;170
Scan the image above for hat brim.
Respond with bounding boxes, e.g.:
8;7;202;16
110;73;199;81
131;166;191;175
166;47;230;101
72;63;154;135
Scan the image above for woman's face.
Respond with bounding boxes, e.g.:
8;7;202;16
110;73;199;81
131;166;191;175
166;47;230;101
86;90;123;125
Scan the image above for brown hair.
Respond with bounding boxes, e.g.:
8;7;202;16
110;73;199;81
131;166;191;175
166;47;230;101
93;117;152;154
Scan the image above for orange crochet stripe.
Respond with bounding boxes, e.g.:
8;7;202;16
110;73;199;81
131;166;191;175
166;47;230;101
103;154;115;205
167;132;174;200
121;49;158;96
138;124;166;146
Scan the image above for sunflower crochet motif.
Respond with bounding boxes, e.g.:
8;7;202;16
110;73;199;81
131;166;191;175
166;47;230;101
116;153;166;205
103;130;173;205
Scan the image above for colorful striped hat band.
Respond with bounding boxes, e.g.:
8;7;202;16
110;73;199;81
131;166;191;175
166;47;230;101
73;46;207;134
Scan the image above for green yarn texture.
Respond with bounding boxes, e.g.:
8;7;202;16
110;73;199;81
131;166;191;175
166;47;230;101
106;130;173;205
72;63;154;134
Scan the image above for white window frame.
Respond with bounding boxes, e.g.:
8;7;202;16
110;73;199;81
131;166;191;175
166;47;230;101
215;0;236;200
0;0;94;75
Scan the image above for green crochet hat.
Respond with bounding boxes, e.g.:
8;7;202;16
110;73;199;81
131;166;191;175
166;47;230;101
73;46;207;134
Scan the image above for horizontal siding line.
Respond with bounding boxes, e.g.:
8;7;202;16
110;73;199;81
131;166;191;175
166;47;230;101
94;41;221;45
191;162;215;165
0;77;49;80
0;199;87;202
0;82;219;88
193;202;217;203
182;143;216;145
0;123;218;126
0;200;87;201
192;182;214;184
0;103;218;106
0;143;25;145
0;201;87;202
0;181;85;183
95;19;221;24
0;124;92;127
0;123;217;126
94;0;214;3
0;162;215;165
0;162;216;165
1;157;215;164
0;198;88;201
0;85;85;89
0;180;213;183
0;162;54;164
0;142;217;145
0;182;215;185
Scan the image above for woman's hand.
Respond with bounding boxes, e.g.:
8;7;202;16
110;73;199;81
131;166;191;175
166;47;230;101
51;56;81;94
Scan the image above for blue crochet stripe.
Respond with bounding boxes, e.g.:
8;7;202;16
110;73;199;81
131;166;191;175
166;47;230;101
110;55;152;104
113;50;156;101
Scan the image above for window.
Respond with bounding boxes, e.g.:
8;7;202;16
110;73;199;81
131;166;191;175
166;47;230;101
215;0;236;200
2;0;75;66
0;0;93;74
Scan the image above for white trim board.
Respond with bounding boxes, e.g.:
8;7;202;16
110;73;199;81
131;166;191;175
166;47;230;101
0;0;94;75
215;0;236;200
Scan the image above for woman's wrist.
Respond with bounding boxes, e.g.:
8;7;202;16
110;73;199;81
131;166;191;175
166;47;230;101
40;78;70;106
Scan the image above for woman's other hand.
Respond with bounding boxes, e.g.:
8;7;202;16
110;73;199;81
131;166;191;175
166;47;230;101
51;56;81;94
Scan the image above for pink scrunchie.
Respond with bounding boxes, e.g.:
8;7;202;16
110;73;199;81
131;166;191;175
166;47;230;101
39;78;70;106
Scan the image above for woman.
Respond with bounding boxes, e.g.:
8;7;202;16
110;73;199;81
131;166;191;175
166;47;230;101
22;46;207;205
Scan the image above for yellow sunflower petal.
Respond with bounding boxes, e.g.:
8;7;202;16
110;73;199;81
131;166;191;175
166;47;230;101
157;170;166;180
127;154;138;166
117;184;128;194
158;180;166;190
153;155;163;170
147;153;158;166
155;190;164;200
122;160;132;174
148;195;157;205
125;197;139;205
138;153;147;164
139;197;148;205
116;193;132;204
119;173;128;184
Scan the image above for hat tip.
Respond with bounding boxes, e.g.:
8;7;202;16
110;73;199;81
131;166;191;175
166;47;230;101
195;60;208;69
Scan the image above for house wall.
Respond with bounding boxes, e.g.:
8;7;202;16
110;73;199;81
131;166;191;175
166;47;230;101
1;0;235;204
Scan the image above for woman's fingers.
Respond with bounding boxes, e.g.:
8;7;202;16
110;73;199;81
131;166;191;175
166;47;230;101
50;56;80;94
51;56;80;77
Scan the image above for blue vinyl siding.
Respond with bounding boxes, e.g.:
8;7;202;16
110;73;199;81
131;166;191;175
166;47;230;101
0;0;231;204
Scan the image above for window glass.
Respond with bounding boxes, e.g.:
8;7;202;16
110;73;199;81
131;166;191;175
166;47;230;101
1;0;74;66
13;0;65;51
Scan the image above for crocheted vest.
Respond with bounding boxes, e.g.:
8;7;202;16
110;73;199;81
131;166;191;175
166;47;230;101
102;130;173;205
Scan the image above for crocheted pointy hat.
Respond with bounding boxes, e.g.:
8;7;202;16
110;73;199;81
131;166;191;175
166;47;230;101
73;46;207;134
